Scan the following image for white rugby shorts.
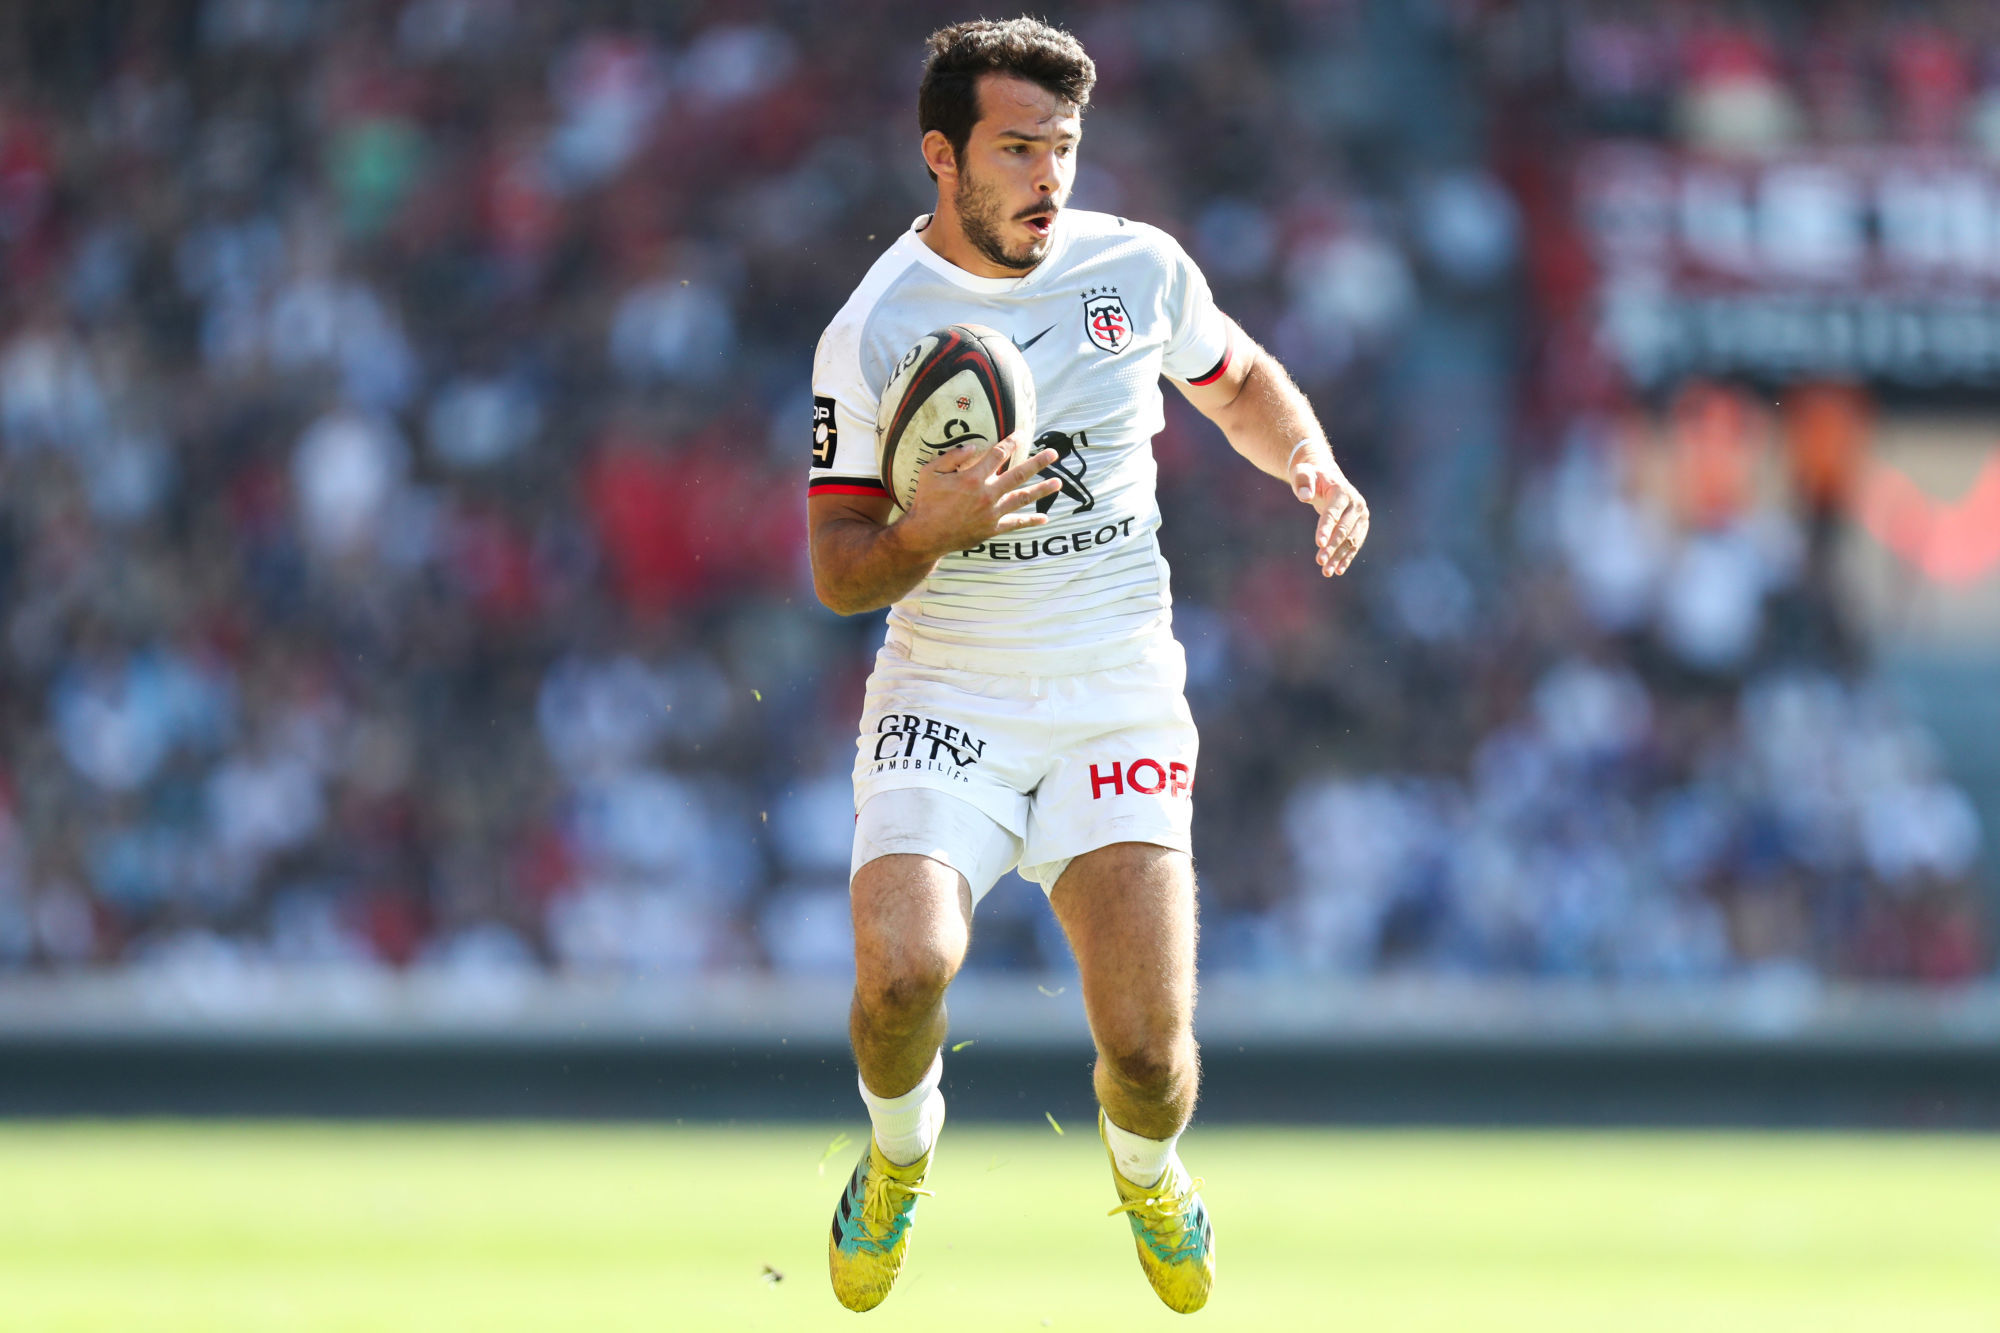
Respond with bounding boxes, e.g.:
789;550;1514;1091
850;637;1198;902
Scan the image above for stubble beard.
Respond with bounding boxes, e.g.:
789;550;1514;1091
955;166;1052;273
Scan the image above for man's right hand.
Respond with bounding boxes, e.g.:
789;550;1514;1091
895;435;1062;558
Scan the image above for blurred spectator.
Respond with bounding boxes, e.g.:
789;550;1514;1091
292;405;411;565
1675;10;1802;155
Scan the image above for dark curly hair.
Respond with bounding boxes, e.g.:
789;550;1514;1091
918;18;1096;182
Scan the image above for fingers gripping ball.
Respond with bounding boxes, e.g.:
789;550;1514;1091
875;324;1037;510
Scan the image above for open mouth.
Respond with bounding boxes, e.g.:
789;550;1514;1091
1023;212;1054;238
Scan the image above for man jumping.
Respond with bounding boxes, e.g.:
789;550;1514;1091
808;17;1369;1314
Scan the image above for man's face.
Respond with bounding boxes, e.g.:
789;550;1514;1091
951;74;1079;272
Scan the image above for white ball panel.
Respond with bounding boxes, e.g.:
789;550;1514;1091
882;368;1005;509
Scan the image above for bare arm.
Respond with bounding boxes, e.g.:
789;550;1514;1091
810;438;1062;615
1173;318;1370;577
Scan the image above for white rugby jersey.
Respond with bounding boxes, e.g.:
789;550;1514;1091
810;208;1231;675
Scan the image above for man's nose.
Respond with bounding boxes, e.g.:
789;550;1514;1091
1033;152;1058;194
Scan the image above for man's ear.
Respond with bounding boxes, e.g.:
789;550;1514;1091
921;129;958;183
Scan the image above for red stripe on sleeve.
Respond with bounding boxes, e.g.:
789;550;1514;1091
1187;348;1231;386
809;480;889;497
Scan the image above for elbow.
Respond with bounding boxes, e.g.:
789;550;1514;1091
811;574;849;616
818;590;863;617
808;546;844;614
811;567;866;617
809;522;902;616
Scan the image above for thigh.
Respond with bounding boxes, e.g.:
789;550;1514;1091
1047;842;1197;1046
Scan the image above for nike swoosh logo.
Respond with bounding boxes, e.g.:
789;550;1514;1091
1014;324;1056;352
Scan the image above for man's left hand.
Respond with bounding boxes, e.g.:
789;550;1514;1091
1293;453;1369;578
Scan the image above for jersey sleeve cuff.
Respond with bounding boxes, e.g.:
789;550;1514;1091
808;474;889;497
1185;346;1231;386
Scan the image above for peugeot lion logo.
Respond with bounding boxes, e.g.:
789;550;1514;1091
1033;429;1095;515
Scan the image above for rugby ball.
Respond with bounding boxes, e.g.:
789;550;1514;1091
875;324;1036;510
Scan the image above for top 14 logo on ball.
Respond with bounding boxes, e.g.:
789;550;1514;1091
1082;287;1130;355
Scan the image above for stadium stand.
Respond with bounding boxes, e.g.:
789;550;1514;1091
0;0;1988;1017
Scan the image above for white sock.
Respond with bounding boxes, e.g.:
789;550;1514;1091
1102;1111;1179;1189
859;1053;945;1167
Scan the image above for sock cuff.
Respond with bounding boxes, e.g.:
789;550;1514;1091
1101;1110;1172;1150
858;1051;944;1114
1101;1108;1180;1189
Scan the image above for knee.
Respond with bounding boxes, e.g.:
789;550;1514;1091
1100;1028;1195;1099
854;947;956;1029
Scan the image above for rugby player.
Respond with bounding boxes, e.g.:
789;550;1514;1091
809;17;1369;1314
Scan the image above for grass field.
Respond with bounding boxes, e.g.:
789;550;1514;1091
4;1123;2000;1331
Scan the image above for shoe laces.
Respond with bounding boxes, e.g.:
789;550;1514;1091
1108;1174;1206;1262
859;1166;933;1246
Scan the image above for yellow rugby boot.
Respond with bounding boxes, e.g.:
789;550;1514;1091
828;1102;942;1312
1101;1111;1215;1313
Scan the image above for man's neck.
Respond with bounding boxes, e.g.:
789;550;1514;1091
919;201;1037;280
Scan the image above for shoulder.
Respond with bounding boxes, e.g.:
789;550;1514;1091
820;239;921;347
815;238;925;381
1059;208;1147;249
1060;210;1195;272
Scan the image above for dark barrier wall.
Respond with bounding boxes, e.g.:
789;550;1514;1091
9;1039;2000;1128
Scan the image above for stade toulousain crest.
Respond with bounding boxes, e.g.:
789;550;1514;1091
1082;287;1130;355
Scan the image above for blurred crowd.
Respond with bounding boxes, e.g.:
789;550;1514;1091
1530;0;2000;155
1275;399;1984;984
0;0;1985;990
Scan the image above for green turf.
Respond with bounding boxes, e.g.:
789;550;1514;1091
3;1122;1999;1331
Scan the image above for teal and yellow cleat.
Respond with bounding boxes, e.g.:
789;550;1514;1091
1101;1111;1215;1313
828;1106;941;1312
